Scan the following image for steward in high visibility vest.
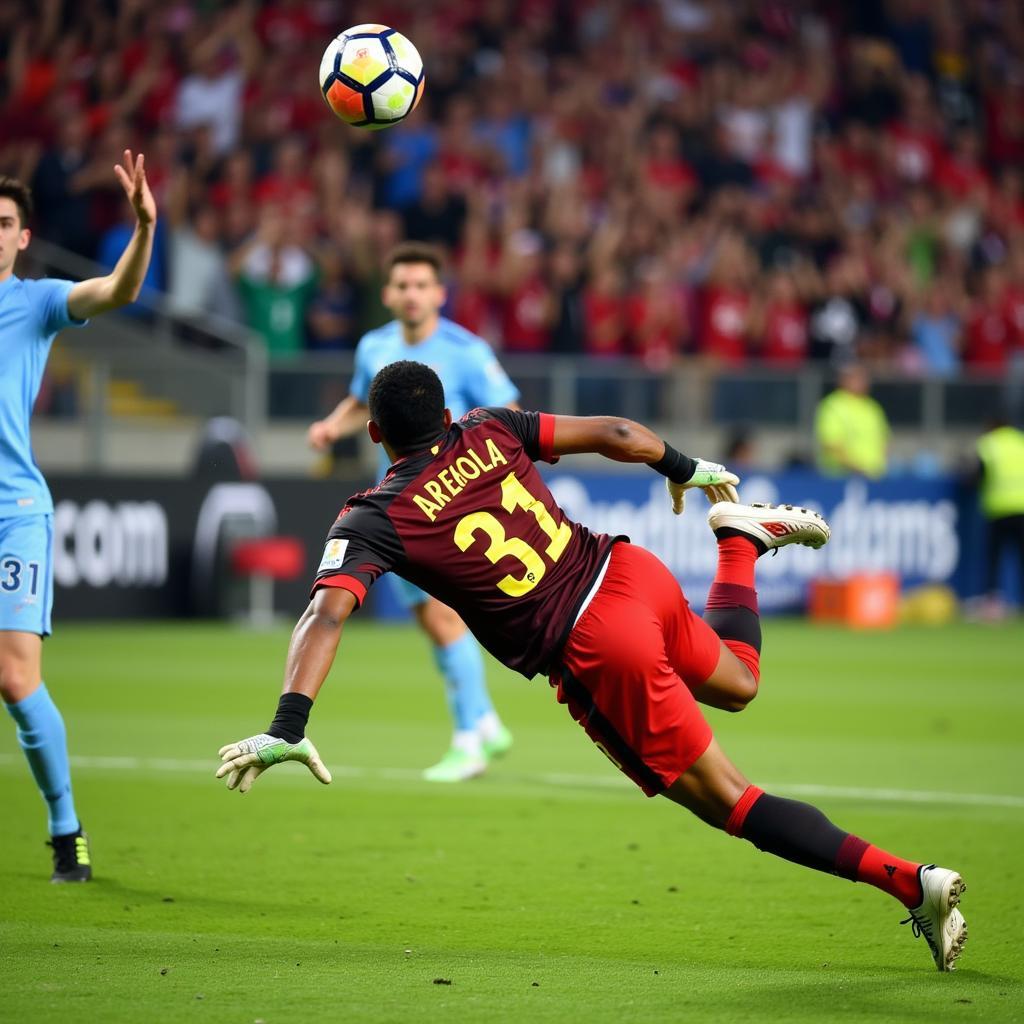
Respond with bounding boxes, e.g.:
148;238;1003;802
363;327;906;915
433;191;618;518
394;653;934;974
976;417;1024;605
815;364;889;478
976;422;1024;520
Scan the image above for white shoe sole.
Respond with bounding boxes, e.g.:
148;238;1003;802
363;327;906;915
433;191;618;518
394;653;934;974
908;866;968;971
707;501;831;551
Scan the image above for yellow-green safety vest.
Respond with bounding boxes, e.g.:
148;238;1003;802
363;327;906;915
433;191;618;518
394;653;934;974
815;390;889;478
977;426;1024;519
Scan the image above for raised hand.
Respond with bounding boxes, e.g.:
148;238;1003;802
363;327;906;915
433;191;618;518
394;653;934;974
113;149;156;226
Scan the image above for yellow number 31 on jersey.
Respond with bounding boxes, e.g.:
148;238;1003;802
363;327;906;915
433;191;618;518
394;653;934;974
454;472;571;597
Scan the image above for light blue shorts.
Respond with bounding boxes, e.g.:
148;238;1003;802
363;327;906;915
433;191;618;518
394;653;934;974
390;573;430;610
0;514;54;636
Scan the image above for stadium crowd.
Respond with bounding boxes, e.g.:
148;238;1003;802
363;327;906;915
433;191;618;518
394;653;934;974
3;0;1024;377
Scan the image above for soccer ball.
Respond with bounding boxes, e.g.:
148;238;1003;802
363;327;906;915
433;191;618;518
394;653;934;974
319;24;424;130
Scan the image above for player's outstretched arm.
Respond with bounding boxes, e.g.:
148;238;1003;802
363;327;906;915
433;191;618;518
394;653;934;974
307;395;371;450
550;414;739;514
68;150;156;320
216;587;358;793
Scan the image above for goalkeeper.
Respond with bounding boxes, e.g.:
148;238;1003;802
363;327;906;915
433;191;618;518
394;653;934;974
218;362;967;973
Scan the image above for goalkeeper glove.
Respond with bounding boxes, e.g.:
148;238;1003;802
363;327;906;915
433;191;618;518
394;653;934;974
216;733;332;794
666;458;740;515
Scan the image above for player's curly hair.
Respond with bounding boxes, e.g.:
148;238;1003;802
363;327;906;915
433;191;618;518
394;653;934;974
368;360;446;455
0;176;33;227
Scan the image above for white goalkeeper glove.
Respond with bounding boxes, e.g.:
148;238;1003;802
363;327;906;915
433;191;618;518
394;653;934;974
216;733;332;794
666;459;740;515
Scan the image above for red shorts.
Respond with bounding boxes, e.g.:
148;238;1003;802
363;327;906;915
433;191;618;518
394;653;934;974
549;543;722;796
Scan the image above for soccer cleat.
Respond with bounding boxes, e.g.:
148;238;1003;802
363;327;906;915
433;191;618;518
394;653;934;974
47;828;92;883
422;747;487;783
902;865;968;971
481;723;514;760
707;501;830;554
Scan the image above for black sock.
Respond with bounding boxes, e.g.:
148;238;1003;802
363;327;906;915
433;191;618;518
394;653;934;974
732;790;851;875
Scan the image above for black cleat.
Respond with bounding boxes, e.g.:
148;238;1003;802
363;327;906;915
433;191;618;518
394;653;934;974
47;828;92;883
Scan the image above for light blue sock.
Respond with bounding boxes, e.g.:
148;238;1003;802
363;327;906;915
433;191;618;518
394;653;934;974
433;633;493;733
5;683;79;837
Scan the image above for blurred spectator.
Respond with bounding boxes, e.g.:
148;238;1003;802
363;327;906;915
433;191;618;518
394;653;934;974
582;262;627;359
906;278;963;377
401;161;466;250
965;266;1010;370
750;270;808;366
165;169;238;322
306;248;358;351
814;363;890;478
628;259;686;371
174;8;258;155
253;137;315;211
0;0;1023;384
699;236;754;363
230;205;317;357
809;256;868;364
29;111;94;256
497;228;551;352
547;241;585;354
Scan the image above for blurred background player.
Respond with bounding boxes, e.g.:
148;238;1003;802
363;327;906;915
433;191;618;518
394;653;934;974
0;152;156;880
307;242;517;781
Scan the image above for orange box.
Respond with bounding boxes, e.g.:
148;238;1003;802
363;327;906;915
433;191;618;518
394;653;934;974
809;573;900;629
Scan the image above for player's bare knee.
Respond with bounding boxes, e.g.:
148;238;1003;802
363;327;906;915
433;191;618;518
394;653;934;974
416;600;465;647
0;656;39;703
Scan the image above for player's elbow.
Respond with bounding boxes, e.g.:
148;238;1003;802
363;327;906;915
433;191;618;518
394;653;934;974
110;278;141;307
723;675;759;712
603;418;650;459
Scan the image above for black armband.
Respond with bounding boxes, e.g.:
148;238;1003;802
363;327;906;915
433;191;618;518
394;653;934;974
267;692;313;744
649;443;697;484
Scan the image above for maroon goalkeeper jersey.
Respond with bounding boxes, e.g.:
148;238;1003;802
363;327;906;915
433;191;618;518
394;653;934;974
312;408;621;678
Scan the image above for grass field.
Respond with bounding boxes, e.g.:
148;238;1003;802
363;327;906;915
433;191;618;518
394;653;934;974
1;619;1022;1023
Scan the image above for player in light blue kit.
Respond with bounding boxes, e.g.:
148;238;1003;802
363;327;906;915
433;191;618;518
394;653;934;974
0;154;156;881
308;243;518;782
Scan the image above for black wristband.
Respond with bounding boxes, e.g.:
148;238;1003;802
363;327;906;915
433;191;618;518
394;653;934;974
267;692;313;744
650;443;697;485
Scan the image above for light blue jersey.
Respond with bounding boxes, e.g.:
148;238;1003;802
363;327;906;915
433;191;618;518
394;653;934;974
0;275;86;518
351;316;519;608
1;275;85;635
351;316;520;480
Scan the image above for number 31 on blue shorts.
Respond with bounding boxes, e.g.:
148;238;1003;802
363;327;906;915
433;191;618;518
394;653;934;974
0;515;54;636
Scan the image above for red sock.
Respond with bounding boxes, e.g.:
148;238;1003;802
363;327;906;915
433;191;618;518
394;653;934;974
840;837;924;908
714;536;759;589
705;537;762;680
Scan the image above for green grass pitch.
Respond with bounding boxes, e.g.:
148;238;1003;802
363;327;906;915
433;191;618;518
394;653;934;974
1;619;1022;1023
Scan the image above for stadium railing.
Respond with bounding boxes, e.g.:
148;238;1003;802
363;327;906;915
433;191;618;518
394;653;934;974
267;353;1011;433
26;240;268;444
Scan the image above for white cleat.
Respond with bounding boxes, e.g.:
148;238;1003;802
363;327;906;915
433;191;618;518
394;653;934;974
903;865;968;971
707;501;831;553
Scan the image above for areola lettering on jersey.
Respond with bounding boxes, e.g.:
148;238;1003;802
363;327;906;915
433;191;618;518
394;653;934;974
312;408;623;677
411;437;509;522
